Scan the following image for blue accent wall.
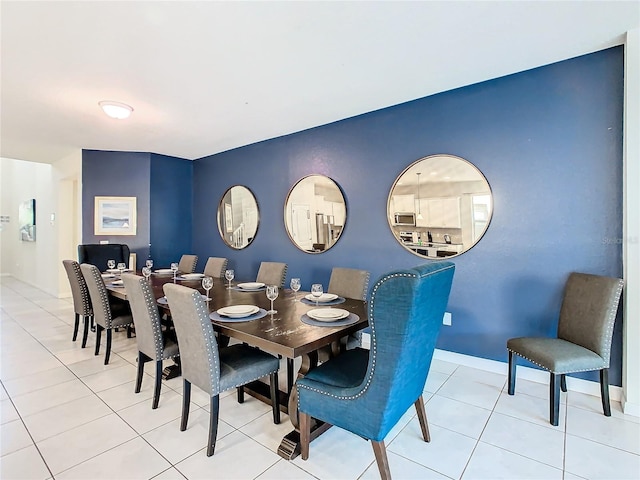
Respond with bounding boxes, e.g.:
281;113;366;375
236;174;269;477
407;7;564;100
82;150;192;270
192;47;624;385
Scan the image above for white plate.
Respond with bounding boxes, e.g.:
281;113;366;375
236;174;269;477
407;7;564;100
306;308;350;322
101;273;116;279
106;269;121;274
237;282;265;290
110;280;124;286
305;293;338;303
154;269;173;274
180;273;204;279
217;305;259;318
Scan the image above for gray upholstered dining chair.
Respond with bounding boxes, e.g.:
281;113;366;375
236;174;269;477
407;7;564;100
507;272;624;426
178;254;198;274
163;283;281;456
121;274;179;409
62;260;93;348
203;257;228;279
256;261;287;287
80;264;134;365
297;262;455;480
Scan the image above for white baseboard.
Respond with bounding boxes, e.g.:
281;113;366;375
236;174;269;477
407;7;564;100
622;397;640;417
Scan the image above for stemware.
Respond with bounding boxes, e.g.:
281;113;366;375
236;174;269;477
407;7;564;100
170;262;179;281
142;266;152;280
266;285;278;314
117;262;126;276
146;259;154;269
107;259;116;271
202;276;214;301
290;278;301;302
311;283;323;307
225;269;235;289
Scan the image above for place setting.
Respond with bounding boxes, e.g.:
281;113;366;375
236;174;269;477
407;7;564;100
176;272;205;281
301;307;359;327
210;304;267;322
232;282;266;292
300;283;345;306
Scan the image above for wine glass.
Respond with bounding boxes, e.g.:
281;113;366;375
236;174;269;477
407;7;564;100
266;285;278;314
202;276;214;301
170;262;179;281
225;269;234;289
146;259;154;270
107;259;116;271
311;283;323;307
290;278;301;302
142;266;152;281
117;262;126;276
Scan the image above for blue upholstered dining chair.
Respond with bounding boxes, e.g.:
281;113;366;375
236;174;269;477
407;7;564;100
296;262;455;480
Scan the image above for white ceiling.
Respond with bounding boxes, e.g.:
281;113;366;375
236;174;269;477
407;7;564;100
1;1;638;164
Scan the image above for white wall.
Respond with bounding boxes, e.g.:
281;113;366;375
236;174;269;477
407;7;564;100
623;28;639;416
0;153;82;297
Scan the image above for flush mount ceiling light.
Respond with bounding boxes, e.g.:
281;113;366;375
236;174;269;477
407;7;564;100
98;101;133;119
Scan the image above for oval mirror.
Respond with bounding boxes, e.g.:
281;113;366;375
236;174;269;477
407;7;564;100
388;154;492;258
217;185;259;249
284;175;347;254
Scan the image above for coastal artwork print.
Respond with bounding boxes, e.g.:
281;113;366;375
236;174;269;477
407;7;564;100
94;196;137;235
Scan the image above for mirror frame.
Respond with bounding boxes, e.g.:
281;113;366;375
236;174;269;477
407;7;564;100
387;154;493;259
284;174;347;254
217;185;260;250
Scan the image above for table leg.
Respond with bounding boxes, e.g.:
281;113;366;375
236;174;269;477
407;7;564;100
278;350;332;460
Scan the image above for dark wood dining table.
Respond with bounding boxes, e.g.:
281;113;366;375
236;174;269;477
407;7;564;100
106;272;368;459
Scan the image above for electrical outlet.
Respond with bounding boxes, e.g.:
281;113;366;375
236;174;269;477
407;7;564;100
443;312;452;326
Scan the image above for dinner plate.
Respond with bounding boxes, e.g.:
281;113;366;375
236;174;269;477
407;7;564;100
306;308;349;322
101;273;116;279
154;269;173;274
109;280;124;286
237;282;265;290
304;293;338;303
217;305;260;318
106;269;121;274
180;273;204;279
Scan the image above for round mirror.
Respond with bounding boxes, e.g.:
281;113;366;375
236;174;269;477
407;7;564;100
217;185;259;249
284;175;347;254
388;154;492;258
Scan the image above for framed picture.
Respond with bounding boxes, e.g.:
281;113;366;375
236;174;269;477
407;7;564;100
19;198;36;242
94;196;137;235
224;203;233;233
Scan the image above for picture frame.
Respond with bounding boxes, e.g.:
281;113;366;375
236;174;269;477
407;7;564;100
94;196;137;235
224;203;233;233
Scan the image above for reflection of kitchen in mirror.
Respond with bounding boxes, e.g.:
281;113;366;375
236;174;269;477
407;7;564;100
388;154;492;258
285;175;346;253
217;185;259;249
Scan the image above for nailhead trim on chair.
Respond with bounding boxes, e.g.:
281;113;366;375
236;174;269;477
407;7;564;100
298;264;455;403
507;348;606;374
86;265;133;330
190;289;220;394
139;277;178;360
71;261;93;316
600;280;623;365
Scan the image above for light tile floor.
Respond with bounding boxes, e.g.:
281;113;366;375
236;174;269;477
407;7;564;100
1;276;639;480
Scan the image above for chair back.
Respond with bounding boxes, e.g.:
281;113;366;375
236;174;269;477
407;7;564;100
203;257;228;279
363;262;455;439
121;273;165;361
178;254;198;273
557;272;623;365
78;244;130;271
80;263;114;329
256;261;287;287
328;267;370;300
62;260;92;316
163;283;219;395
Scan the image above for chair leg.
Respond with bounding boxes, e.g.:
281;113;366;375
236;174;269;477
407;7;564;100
153;360;163;409
270;372;280;424
550;373;560;426
414;395;431;442
72;313;80;341
104;329;112;365
181;380;191;431
237;386;245;403
300;411;310;460
287;358;294;394
81;315;90;348
600;368;611;417
207;395;220;457
135;352;146;393
94;325;102;355
560;374;567;392
508;351;516;395
371;441;392;480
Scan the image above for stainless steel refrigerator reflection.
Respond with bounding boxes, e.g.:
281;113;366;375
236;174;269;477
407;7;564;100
315;213;336;251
